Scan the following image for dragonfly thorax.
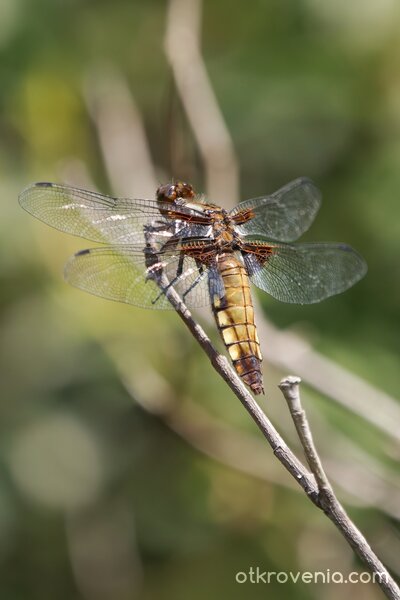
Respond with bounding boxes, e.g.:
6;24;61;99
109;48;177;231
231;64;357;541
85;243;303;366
207;211;238;250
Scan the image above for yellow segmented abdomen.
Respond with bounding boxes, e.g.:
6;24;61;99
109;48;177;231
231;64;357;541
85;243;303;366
212;253;264;395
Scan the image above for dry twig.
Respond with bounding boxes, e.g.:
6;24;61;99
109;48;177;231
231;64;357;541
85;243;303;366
279;376;399;598
162;284;399;599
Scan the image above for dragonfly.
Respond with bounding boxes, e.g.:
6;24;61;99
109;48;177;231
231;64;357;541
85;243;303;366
19;178;367;395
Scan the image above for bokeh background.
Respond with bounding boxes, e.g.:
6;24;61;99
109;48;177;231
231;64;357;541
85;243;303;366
1;0;399;598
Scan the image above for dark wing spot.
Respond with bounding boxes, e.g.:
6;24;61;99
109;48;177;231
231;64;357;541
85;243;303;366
75;248;90;256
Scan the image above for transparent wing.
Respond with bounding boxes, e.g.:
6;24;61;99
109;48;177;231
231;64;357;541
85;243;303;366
19;182;212;245
64;244;221;310
230;177;321;242
243;241;367;304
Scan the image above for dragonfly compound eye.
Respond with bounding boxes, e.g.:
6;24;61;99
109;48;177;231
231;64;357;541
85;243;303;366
176;182;195;200
156;183;177;202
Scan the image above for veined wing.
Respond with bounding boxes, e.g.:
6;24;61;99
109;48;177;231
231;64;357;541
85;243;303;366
64;244;223;310
19;182;212;245
230;177;321;242
242;241;367;304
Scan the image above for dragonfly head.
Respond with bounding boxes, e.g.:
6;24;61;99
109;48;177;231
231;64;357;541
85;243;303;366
156;181;195;203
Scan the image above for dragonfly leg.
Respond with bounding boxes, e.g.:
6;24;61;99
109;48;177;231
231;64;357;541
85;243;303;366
182;262;204;301
151;252;186;305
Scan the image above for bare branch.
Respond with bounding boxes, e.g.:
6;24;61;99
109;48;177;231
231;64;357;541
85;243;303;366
279;375;331;492
148;273;398;597
279;376;399;600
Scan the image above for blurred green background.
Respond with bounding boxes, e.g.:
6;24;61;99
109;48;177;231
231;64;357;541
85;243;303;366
1;0;399;598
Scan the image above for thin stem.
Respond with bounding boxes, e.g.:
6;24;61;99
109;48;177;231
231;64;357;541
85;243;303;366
279;375;331;492
279;376;399;598
163;281;399;599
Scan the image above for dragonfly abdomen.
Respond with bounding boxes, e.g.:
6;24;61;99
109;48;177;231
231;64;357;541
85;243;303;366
212;254;264;395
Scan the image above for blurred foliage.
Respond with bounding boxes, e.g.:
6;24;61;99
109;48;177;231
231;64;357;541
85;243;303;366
0;0;399;599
